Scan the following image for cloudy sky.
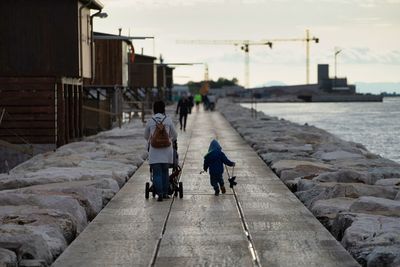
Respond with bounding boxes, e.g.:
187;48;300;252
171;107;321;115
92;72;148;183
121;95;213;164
95;0;400;90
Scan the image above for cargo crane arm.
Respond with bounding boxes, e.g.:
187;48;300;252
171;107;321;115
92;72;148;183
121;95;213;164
177;39;273;88
262;29;319;84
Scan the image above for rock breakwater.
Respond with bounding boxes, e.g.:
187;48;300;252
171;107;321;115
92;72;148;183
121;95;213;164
219;100;400;267
0;121;148;266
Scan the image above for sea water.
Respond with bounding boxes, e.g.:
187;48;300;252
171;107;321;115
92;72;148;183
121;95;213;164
242;97;400;163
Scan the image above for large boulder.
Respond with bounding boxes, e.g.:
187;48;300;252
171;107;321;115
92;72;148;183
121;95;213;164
0;224;66;265
0;205;77;243
0;167;128;190
296;183;399;208
374;178;400;186
349;196;400;217
366;245;400;267
318;150;364;161
332;212;400;266
271;160;335;177
14;184;103;221
0;193;87;233
0;248;17;266
310;197;356;229
313;170;376;185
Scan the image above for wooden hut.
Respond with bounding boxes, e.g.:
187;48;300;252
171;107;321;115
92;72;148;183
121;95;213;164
83;32;134;134
0;0;103;171
157;65;175;101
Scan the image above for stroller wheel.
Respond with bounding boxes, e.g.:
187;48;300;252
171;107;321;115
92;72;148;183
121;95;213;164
152;186;156;198
178;182;183;198
145;182;150;199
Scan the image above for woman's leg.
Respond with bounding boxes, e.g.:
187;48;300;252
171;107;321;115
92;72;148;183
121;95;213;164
161;163;170;196
151;164;163;198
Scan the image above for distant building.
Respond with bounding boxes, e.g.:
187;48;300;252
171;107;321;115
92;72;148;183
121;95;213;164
250;64;381;102
83;31;135;135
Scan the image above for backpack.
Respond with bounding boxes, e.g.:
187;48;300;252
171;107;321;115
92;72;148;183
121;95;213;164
150;116;171;148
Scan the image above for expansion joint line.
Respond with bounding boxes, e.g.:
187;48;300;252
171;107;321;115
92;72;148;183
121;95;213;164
232;187;262;267
215;117;262;267
149;128;194;267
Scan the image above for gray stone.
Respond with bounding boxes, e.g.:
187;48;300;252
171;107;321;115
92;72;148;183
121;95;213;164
310;197;356;229
332;212;400;266
366;245;400;267
0;205;77;243
314;170;376;185
318;150;364;161
296;182;399;208
0;224;66;265
271;160;335;176
349;196;400;217
0;248;17;267
374;178;400;186
0;193;87;233
14;183;104;221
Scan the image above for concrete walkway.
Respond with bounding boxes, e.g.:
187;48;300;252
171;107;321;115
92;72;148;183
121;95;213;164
53;109;359;267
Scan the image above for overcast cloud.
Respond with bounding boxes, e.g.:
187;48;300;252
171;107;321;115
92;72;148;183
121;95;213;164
96;0;400;86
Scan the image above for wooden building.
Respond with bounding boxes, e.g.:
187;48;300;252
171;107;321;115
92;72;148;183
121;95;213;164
130;54;157;88
83;32;134;134
157;65;174;101
0;0;103;171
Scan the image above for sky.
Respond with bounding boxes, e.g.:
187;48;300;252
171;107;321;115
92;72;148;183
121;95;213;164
95;0;400;92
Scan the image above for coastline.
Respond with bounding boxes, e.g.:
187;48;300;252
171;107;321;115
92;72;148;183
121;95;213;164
219;99;400;266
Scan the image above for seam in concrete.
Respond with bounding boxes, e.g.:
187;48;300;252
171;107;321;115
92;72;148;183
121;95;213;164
232;187;262;267
214;118;262;267
149;129;194;267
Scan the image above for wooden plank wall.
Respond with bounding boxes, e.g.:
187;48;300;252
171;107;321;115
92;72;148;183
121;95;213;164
0;0;79;77
129;55;155;88
93;40;122;86
57;81;83;147
0;77;56;144
0;77;83;147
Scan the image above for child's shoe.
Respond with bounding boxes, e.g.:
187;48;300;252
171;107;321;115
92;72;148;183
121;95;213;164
214;188;220;196
221;186;226;194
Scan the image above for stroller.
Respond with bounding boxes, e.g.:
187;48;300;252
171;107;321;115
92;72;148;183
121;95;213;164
145;140;183;199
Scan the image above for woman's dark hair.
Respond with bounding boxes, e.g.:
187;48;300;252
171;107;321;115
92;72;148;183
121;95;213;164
153;100;165;114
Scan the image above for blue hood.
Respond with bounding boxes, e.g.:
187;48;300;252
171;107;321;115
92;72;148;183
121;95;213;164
205;139;221;157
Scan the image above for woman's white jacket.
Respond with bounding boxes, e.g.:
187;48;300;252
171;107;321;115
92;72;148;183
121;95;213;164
144;113;178;165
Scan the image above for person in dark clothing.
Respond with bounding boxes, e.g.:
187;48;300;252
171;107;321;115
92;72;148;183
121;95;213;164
203;139;235;196
176;95;190;131
203;94;210;110
187;94;194;114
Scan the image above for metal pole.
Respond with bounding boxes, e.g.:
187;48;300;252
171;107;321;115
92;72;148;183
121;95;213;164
334;49;342;89
244;44;250;89
0;108;5;125
306;29;310;84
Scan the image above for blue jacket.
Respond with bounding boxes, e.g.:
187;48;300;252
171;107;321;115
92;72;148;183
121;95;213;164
203;140;234;177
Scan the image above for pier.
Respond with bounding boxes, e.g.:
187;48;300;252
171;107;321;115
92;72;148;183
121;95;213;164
53;110;359;267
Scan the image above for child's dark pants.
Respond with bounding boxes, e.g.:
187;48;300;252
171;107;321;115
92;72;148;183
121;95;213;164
210;175;224;190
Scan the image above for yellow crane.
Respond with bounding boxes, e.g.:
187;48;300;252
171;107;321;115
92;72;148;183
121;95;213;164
178;30;319;87
177;39;273;88
262;29;319;84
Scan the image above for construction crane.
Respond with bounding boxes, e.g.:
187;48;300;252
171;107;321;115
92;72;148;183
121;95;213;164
177;39;272;88
262;29;319;84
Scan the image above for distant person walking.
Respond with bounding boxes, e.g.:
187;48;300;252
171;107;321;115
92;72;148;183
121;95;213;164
188;94;194;114
176;95;190;131
144;101;178;202
194;93;202;111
